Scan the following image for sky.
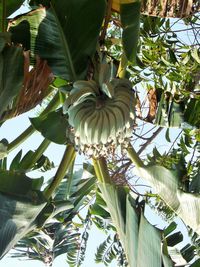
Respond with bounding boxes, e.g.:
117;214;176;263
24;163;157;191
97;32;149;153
0;111;119;267
1;2;198;266
0;109;190;267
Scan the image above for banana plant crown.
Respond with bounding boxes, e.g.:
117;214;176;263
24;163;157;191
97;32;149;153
63;78;136;157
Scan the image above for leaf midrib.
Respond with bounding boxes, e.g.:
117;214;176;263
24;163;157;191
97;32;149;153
50;3;77;81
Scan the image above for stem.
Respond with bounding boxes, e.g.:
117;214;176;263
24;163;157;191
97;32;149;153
99;0;113;42
92;158;103;182
44;144;76;200
7;125;35;153
93;157;111;184
50;3;77;81
137;127;163;156
126;142;144;168
27;139;51;169
65;158;75;199
117;53;128;78
7;91;60;153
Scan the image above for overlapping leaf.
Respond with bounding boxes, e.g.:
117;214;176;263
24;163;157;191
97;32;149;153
98;183;172;267
30;108;69;144
134;165;200;234
9;1;106;81
0;169;46;259
155;93;200;128
120;0;141;63
0;33;24;119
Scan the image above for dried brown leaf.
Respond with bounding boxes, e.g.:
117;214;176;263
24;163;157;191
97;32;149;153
146;88;157;122
13;51;54;116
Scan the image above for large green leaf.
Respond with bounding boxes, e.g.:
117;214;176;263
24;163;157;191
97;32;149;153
137;213;162;267
0;33;24;118
0;165;74;259
9;1;106;81
0;169;43;198
155;93;200;128
98;183;171;267
0;192;46;259
30;108;69;144
48;166;97;221
0;169;47;259
134;165;200;234
120;0;141;63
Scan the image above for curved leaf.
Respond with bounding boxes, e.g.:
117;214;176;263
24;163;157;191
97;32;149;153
0;33;24;118
0;192;46;259
0;169;44;197
9;1;106;80
98;183;169;267
134;165;200;234
30;108;69;144
120;0;141;63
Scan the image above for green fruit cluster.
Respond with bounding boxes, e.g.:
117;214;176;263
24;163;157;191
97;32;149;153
63;78;136;157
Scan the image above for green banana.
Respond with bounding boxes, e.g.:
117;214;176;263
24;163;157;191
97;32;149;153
84;109;98;144
100;109;111;144
87;110;99;144
91;110;101;144
100;82;115;98
70;87;96;106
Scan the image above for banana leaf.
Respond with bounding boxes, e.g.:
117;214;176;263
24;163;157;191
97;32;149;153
9;1;106;81
98;182;173;267
0;169;47;259
120;0;141;63
45;166;97;221
0;33;24;118
30;108;70;145
133;165;200;235
155;93;200;128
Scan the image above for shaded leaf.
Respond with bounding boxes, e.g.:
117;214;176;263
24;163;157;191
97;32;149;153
191;259;200;267
98;183;170;267
0;33;24;119
0;169;44;198
166;231;183;247
9;2;106;80
120;1;141;63
180;243;196;262
30;108;69;144
165;129;171;143
0;192;46;259
0;170;46;259
163;221;177;237
189;171;200;193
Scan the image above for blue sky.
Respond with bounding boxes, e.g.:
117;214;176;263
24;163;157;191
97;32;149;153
0;109;190;267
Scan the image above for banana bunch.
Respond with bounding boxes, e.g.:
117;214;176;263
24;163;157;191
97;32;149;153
63;78;136;157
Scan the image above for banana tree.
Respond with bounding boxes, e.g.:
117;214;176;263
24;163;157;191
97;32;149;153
0;0;200;266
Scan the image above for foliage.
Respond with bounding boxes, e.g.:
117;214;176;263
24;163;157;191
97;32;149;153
0;0;199;266
95;234;128;266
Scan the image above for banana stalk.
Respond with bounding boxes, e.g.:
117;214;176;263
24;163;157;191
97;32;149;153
93;156;170;267
44;144;76;200
117;53;128;79
8;90;61;153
